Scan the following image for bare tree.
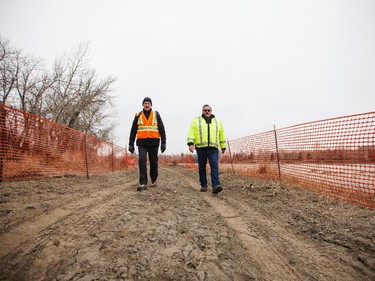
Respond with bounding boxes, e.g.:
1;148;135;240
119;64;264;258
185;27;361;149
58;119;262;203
66;71;117;137
25;70;53;116
1;37;52;114
1;38;118;140
14;54;48;113
0;37;21;105
45;42;117;140
44;43;89;122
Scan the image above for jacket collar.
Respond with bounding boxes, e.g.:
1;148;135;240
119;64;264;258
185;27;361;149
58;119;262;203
201;114;215;123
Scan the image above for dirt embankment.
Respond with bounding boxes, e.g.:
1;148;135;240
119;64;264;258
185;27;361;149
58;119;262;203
0;166;374;281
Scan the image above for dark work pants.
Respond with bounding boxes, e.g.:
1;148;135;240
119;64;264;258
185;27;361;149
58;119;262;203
138;145;159;185
196;147;220;187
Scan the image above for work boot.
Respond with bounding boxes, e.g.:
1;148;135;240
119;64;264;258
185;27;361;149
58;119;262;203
137;184;147;191
200;186;208;192
212;185;223;194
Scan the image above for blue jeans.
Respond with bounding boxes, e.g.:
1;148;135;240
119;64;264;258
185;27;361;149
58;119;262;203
196;147;220;187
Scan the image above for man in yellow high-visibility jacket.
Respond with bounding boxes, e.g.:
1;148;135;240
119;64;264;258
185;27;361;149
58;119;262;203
187;104;226;194
129;97;166;191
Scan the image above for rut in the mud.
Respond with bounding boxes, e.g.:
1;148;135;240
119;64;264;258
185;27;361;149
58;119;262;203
0;167;374;281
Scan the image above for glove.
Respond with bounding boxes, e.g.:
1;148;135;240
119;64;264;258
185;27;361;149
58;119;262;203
161;143;166;153
129;144;135;154
221;148;226;154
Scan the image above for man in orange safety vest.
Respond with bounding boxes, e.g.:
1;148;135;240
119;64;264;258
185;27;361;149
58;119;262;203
128;97;166;191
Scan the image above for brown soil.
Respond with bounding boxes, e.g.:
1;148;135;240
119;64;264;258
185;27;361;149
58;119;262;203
0;166;374;281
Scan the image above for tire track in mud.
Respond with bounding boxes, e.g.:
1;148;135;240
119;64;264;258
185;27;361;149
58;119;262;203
164;167;303;280
46;170;260;281
167;167;373;281
2;168;372;280
1;171;259;280
0;177;138;259
221;196;370;281
202;198;303;281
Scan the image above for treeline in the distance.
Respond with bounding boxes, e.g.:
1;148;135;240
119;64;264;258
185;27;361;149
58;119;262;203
0;36;117;141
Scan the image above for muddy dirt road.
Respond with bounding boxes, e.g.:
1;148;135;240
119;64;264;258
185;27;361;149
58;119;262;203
0;166;374;281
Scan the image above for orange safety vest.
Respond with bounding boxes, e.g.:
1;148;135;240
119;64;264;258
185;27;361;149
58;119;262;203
136;111;160;139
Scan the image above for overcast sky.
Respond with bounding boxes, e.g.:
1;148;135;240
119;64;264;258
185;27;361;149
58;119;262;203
1;0;374;154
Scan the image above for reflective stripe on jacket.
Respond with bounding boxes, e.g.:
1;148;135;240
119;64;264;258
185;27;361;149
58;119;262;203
136;110;160;139
187;116;226;149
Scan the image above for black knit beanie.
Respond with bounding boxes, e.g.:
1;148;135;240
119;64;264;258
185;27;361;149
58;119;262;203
142;97;152;105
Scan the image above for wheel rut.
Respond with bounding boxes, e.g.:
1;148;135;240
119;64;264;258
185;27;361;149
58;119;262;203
165;167;303;280
0;178;138;258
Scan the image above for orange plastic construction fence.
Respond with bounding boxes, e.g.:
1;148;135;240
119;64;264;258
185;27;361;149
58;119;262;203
223;112;375;208
159;154;197;170
0;104;136;181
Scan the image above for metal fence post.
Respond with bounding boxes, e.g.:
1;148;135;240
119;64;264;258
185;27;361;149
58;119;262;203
273;125;281;180
84;133;89;179
111;142;114;172
0;106;5;183
227;138;235;174
125;144;128;171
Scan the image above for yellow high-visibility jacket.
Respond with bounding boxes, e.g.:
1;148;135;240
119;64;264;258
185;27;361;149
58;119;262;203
187;116;226;149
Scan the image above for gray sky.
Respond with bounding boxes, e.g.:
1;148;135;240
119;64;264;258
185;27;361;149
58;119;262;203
1;0;375;154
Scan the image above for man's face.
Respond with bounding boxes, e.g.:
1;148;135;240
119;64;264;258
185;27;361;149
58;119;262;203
143;102;152;110
202;106;212;118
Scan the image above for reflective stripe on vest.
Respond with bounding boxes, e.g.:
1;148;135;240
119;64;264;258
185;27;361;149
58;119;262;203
137;111;160;139
195;117;220;148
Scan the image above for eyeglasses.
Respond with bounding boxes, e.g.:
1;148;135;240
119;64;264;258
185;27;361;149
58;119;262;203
203;109;211;112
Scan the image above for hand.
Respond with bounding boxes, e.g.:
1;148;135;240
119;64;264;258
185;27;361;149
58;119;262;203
161;143;166;153
129;144;135;154
189;145;195;153
221;148;226;154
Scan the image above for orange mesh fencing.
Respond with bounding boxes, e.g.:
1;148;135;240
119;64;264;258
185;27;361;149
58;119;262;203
0;104;135;181
224;112;375;208
2;104;374;208
159;154;198;170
